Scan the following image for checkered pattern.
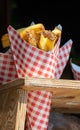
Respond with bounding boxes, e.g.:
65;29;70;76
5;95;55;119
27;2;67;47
26;116;32;130
0;52;18;85
70;59;80;80
55;39;73;79
7;25;73;130
7;25;60;79
6;48;12;54
26;91;52;130
7;25;60;130
0;23;72;129
0;26;71;130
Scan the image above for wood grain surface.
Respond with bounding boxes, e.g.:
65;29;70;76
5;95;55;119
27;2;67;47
0;89;27;130
0;77;80;114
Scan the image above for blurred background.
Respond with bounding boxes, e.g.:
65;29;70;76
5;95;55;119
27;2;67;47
0;0;80;58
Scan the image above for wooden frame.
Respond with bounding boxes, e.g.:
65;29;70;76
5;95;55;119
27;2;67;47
0;77;80;129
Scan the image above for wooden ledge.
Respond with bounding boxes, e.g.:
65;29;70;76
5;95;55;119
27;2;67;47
0;77;80;92
0;77;80;113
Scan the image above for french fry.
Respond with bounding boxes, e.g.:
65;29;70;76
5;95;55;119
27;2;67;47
20;23;45;39
20;23;61;51
52;26;62;37
19;23;45;47
38;30;58;51
1;27;25;48
38;25;61;51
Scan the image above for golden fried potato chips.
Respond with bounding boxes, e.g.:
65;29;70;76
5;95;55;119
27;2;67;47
1;23;61;50
20;23;62;51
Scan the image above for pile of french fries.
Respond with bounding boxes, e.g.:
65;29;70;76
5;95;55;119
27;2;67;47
20;23;61;51
1;23;61;51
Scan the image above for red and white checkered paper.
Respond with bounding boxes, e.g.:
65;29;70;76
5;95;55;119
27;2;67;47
0;24;73;130
70;59;80;80
55;39;73;79
8;25;61;79
7;25;60;130
0;51;18;85
7;25;72;130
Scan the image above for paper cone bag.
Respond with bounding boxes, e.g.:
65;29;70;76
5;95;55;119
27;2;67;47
0;51;18;85
55;39;73;79
7;25;60;130
7;25;61;79
7;24;72;130
70;58;80;80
